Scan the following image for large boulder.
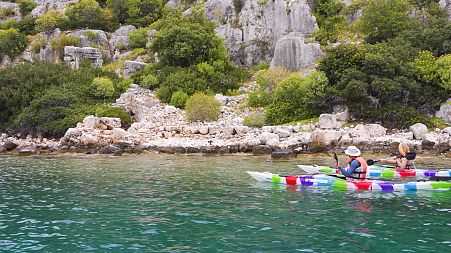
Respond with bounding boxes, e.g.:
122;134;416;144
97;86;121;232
409;123;428;140
109;25;137;50
123;60;147;78
64;46;103;69
318;114;339;129
311;130;343;146
270;32;323;71
435;98;451;123
71;30;109;49
206;0;319;66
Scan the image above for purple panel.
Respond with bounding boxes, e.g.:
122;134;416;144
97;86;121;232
378;182;394;191
299;177;314;186
424;171;436;177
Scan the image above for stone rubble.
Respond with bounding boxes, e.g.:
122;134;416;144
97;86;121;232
2;84;450;157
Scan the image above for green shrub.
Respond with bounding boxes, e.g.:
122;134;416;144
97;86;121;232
30;38;47;54
50;35;81;59
65;0;116;31
437;54;451;90
265;72;328;125
243;113;265;128
0;20;17;30
0;7;16;19
95;104;132;126
0;28;27;58
126;0;164;27
92;77;115;100
247;89;271;108
185;93;221;122
140;73;158;89
312;0;347;45
84;30;100;41
356;0;412;43
170;90;189;109
10;16;36;35
19;0;37;16
106;0;129;24
129;27;149;49
255;67;292;91
35;10;68;34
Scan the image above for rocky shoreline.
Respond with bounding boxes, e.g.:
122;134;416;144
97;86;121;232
1;84;450;158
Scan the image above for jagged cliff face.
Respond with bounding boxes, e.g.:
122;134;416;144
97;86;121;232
205;0;322;70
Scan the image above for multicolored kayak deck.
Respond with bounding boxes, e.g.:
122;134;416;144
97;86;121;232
247;171;451;192
297;165;451;179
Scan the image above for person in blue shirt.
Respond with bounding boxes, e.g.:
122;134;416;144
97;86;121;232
336;146;368;179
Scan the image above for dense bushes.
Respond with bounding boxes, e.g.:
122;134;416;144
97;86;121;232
0;28;27;58
265;72;328;125
35;10;68;34
312;0;347;45
19;0;37;16
185;93;221;122
65;0;116;31
0;61;127;137
317;43;449;127
136;8;248;104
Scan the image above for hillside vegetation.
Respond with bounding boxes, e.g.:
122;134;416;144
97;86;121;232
0;0;450;138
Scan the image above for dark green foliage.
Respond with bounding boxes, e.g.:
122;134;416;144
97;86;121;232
65;0;117;31
107;0;129;24
317;43;449;128
129;27;149;49
126;0;163;27
141;8;248;104
95;104;132;126
312;0;347;45
357;0;412;43
265;72;328;125
0;61;126;137
247;89;271;108
150;9;228;67
19;0;37;16
0;28;27;58
170;90;189;108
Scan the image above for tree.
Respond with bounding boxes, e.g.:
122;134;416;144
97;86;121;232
65;0;115;31
357;0;412;43
126;0;163;27
151;9;228;67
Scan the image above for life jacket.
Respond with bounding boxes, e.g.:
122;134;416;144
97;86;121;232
348;157;368;179
395;153;415;170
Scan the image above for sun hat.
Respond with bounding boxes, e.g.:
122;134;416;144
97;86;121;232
344;146;361;156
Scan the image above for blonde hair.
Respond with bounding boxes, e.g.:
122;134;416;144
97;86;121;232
398;142;410;156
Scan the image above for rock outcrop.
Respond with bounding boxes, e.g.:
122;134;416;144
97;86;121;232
436;98;451;123
64;46;103;69
270;32;322;71
206;0;320;69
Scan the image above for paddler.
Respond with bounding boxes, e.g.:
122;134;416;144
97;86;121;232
379;142;416;170
336;146;367;179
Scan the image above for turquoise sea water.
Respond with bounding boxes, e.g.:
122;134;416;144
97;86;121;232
0;154;450;252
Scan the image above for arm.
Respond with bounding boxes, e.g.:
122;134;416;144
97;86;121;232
380;156;397;164
337;160;360;177
396;157;408;170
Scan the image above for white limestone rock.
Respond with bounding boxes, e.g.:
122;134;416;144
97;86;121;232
318;114;339;129
409;123;428;140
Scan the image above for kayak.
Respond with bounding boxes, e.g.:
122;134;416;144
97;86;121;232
297;165;451;179
247;171;451;191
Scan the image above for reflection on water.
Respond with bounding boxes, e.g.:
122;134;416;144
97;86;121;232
0;154;450;252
